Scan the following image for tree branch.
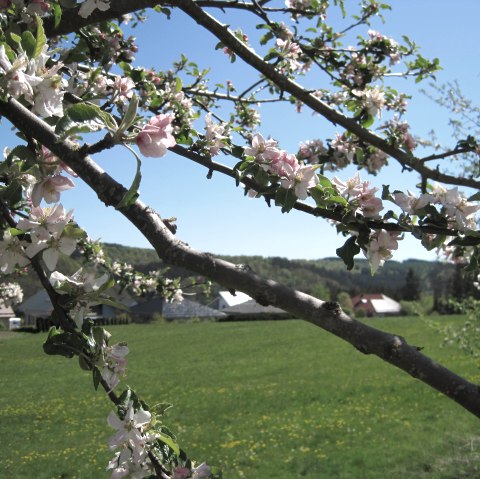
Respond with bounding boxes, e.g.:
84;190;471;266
2;96;480;418
175;0;480;190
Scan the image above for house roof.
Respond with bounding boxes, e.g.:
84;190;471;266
131;298;227;320
17;290;53;317
222;299;288;317
218;291;252;307
0;302;15;318
351;294;401;314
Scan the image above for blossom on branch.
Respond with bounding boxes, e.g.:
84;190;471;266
78;0;110;19
0;282;23;307
136;114;176;157
0;230;29;274
31;175;75;206
204;113;229;156
364;230;400;274
100;343;129;391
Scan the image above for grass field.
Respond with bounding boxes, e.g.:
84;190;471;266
1;316;480;479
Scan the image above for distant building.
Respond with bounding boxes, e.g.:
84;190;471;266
0;302;16;329
221;300;290;321
16;290;53;329
213;291;252;310
351;294;402;317
17;289;135;330
130;297;227;322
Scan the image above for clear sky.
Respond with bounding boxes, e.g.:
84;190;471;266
2;1;479;262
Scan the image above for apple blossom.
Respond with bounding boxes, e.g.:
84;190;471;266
25;233;77;270
244;133;279;162
136;114;176;158
0;281;23;306
280;163;319;200
364;230;400;274
204;113;229;156
0;229;29;274
17;204;74;241
31;175;75;206
354;86;386;118
100;343;129;391
114;76;135;102
78;0;110;19
331;172;363;198
393;191;435;214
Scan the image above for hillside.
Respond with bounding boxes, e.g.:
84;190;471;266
9;242;474;305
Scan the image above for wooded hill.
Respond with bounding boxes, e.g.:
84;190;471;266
9;242;477;305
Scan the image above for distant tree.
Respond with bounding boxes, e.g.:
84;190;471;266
402;268;421;301
310;282;331;301
337;292;354;317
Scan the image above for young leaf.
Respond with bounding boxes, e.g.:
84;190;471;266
34;16;46;59
336;236;360;270
116;148;142;209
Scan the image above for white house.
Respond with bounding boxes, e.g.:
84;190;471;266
0;302;16;329
215;291;252;310
351;294;402;317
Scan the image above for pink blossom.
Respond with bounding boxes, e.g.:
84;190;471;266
357;183;383;218
26;0;50;15
244;133;279;162
204;112;229;156
136;114;176;158
114;76;135;101
31;175;75;206
393;191;434;214
331;172;363;198
270;150;299;177
280;164;319;200
365;230;400;273
17;204;74;241
78;0;110;18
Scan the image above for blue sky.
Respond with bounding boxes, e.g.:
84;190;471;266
2;1;480;262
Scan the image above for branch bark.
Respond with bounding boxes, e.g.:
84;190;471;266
1;96;480;418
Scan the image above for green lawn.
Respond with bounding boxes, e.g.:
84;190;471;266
1;316;480;478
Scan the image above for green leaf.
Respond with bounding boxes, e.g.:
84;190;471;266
93;367;102;390
116;150;142;209
79;354;93;371
117;94;139;136
158;432;180;456
34;16;46;59
175;76;183;93
52;3;62;28
468;192;480;202
21;31;36;59
275;188;297;213
67;103;105;122
9;33;21;45
336;236;360;270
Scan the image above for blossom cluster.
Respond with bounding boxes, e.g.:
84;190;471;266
0;281;23;306
107;400;156;479
0;44;66;117
394;184;480;231
244;133;319;200
332;172;383;219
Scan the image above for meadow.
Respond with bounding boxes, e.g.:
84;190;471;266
1;315;480;479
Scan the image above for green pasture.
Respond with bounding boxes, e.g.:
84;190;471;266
1;316;480;479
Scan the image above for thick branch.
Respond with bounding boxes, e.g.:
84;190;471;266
2;96;480;418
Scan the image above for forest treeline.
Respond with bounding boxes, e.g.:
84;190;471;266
9;243;479;314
